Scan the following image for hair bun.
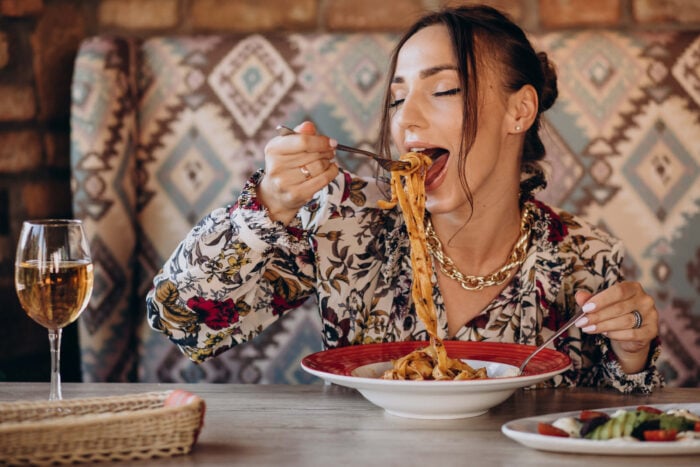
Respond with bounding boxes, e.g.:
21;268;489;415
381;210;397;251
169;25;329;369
537;52;558;111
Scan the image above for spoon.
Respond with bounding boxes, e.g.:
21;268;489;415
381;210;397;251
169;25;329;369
518;308;586;375
276;125;410;171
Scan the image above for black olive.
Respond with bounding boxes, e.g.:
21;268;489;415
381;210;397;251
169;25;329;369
580;415;610;438
631;419;660;440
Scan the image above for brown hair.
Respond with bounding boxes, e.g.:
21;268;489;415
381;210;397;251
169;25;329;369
378;4;558;205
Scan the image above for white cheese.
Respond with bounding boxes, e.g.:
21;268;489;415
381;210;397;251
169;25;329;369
552;416;583;438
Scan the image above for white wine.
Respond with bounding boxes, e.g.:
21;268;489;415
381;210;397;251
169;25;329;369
15;259;94;329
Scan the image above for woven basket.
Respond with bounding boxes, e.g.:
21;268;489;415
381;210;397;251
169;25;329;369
0;390;205;466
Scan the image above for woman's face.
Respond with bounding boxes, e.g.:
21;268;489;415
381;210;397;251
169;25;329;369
390;24;516;216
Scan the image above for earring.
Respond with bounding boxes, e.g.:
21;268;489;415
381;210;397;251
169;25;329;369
515;125;522;132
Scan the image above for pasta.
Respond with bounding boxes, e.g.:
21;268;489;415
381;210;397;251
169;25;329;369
378;152;488;381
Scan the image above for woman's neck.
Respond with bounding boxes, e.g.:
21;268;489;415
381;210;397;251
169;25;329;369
428;194;523;276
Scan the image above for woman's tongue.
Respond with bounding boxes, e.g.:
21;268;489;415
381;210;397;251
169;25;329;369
425;153;448;186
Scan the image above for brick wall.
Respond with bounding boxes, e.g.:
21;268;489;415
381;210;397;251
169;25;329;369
0;0;699;382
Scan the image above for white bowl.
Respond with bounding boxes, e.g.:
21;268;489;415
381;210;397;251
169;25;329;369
302;341;571;419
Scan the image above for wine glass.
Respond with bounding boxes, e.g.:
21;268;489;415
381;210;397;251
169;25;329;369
14;219;93;401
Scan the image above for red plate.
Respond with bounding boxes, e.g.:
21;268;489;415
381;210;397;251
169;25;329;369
302;341;570;378
301;341;571;419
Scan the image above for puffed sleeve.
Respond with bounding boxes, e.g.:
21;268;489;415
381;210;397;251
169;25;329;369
145;169;321;362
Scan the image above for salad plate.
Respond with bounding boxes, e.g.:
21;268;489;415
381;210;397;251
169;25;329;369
301;341;571;419
502;403;700;455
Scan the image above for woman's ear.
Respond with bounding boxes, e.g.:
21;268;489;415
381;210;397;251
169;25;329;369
506;84;538;134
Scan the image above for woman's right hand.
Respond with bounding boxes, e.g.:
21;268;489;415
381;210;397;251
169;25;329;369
258;121;339;225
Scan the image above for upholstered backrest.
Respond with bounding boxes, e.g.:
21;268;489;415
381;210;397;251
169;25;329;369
70;31;700;386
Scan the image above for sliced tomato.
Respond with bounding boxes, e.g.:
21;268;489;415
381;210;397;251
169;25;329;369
694;421;700;432
537;422;570;437
637;405;663;415
579;410;609;421
643;429;678;442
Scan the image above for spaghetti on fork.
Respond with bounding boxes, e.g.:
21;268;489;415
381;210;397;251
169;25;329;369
377;152;488;381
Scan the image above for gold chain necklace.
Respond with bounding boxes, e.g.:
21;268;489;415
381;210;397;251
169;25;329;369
425;204;534;291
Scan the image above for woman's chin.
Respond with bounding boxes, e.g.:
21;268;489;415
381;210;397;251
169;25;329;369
425;188;452;214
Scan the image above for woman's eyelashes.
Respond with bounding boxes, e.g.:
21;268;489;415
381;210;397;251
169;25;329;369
434;88;461;97
389;98;404;108
389;88;461;108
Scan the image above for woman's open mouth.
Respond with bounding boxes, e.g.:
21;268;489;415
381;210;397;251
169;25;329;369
417;148;449;187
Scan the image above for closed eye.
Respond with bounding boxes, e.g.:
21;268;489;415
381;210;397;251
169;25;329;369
389;88;460;108
389;98;404;109
434;88;461;97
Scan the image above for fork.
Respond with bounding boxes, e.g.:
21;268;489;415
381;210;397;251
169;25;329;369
276;125;409;171
518;307;586;375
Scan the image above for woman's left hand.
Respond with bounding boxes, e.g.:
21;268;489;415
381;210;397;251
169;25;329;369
574;282;658;374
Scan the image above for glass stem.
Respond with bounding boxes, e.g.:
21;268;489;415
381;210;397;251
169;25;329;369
48;328;62;401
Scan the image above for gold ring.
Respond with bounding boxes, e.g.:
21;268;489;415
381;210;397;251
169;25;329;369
300;165;311;180
631;310;642;329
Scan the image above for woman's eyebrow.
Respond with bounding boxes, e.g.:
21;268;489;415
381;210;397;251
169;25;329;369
392;65;458;83
420;65;458;78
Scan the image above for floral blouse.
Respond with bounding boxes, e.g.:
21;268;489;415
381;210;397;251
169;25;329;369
146;168;663;393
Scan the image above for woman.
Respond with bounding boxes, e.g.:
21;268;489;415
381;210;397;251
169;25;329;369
146;5;662;393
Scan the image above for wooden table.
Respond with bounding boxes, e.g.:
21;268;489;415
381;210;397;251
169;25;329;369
0;383;697;466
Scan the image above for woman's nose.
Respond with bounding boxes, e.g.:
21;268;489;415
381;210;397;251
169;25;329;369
394;92;428;130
